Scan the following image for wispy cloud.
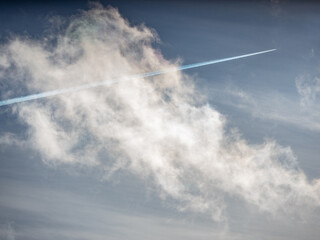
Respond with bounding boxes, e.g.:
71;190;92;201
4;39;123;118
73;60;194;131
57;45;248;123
0;222;15;240
296;75;320;108
210;80;320;132
0;4;319;221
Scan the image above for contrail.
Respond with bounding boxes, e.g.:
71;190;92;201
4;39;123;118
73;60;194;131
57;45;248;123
0;49;276;107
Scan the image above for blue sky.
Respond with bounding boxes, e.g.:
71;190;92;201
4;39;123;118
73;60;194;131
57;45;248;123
0;1;319;239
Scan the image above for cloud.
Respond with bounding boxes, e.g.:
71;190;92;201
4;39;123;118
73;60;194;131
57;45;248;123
296;75;320;108
0;4;319;221
210;82;320;132
0;133;25;147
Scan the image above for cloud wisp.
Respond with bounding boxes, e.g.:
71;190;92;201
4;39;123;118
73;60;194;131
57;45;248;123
0;222;15;240
207;76;320;132
0;5;319;221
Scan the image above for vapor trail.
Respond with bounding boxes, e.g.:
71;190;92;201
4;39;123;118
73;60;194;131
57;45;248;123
0;49;276;107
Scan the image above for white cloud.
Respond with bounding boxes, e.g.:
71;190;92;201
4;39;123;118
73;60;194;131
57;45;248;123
1;4;320;221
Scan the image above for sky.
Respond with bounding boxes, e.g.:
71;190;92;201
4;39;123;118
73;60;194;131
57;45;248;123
0;1;319;239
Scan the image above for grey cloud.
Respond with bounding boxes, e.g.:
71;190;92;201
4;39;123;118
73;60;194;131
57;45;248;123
1;4;319;221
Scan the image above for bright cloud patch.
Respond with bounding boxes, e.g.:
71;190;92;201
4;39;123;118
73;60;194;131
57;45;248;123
1;4;319;221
